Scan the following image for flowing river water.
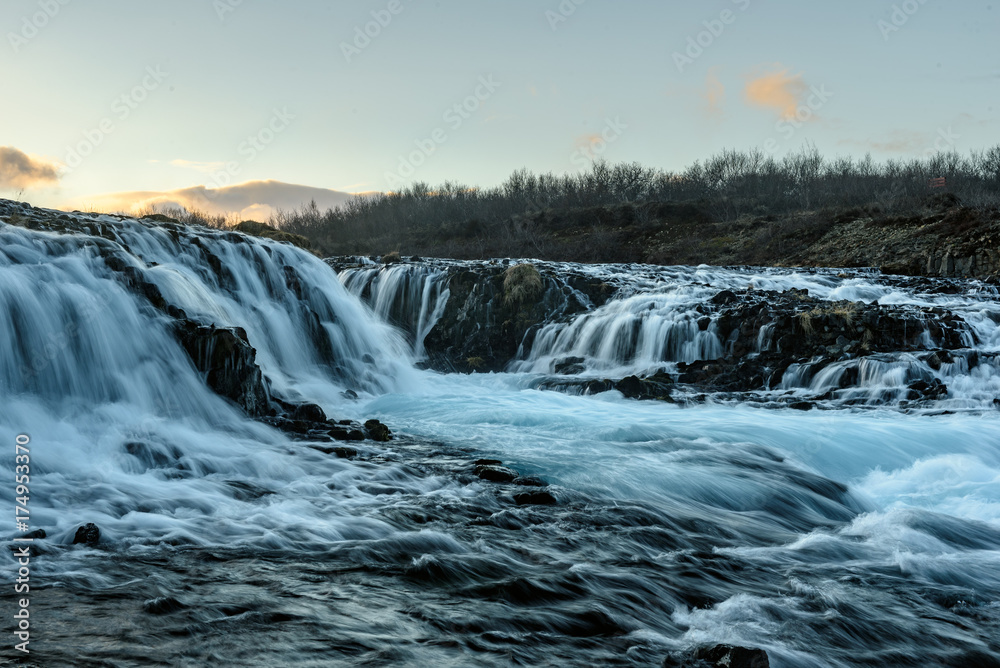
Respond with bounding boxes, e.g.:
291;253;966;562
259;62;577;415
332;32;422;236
1;211;999;667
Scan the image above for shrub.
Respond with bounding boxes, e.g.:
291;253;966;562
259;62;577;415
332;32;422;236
232;220;312;250
503;263;543;306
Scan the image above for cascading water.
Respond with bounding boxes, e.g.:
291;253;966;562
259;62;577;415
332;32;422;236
338;264;451;358
3;206;1000;667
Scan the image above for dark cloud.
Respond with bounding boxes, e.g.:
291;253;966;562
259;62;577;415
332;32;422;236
0;146;60;190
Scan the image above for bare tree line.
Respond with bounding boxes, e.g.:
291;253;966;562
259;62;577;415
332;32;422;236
142;145;1000;256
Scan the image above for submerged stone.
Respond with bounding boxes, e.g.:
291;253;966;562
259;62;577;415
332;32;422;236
72;523;101;546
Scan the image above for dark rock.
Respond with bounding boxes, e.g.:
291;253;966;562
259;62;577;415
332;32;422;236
72;523;101;546
513;491;557;506
710;290;739;305
341;389;359;400
554;356;587;375
689;645;770;668
475;459;504;466
512;476;548;487
475;465;519;483
364;419;392;442
225;480;274;501
125;441;183;470
291;403;327;423
418;263;595;373
616;375;644;396
582;379;616;394
22;529;46;540
789;401;814;411
615;373;675;401
327;427;366;442
313;445;359;458
142;597;186;615
174;320;270;416
907;378;948;400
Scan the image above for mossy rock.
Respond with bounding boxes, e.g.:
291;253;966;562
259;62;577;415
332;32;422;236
503;263;543;306
233;220;312;250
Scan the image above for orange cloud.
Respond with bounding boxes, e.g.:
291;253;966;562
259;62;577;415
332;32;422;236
575;134;603;150
744;67;808;120
0;146;60;190
704;67;725;115
62;180;357;221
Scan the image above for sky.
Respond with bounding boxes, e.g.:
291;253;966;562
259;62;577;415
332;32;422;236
0;0;997;218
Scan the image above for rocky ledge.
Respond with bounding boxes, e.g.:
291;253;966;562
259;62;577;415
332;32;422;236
3;201;395;442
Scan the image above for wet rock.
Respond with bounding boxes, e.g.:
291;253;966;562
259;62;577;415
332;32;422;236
364;419;392;442
710;290;739;305
72;523;101;546
312;445;359;458
554;356;587;375
341;389;359;400
512;476;548;487
475;459;504;466
513;491;557;506
124;441;183;470
329;427;366;442
142;596;186;615
616;375;645;396
907;378;948;400
174;320;271;417
614;372;675;401
788;401;815;411
22;529;46;540
417;263;596;372
475;465;519;483
680;645;770;668
225;480;274;501
291;403;327;423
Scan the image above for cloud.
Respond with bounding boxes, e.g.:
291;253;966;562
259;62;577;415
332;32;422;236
170;159;228;174
744;67;808;120
704;67;725;116
0;146;61;190
574;133;603;150
63;180;358;221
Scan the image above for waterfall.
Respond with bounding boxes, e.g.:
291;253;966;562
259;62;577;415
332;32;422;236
513;292;724;375
339;264;451;358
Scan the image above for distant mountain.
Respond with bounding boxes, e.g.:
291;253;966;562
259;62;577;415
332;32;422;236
63;180;360;220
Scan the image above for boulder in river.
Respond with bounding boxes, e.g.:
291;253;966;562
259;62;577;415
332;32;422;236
72;523;101;546
364;419;392;442
174;320;271;417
